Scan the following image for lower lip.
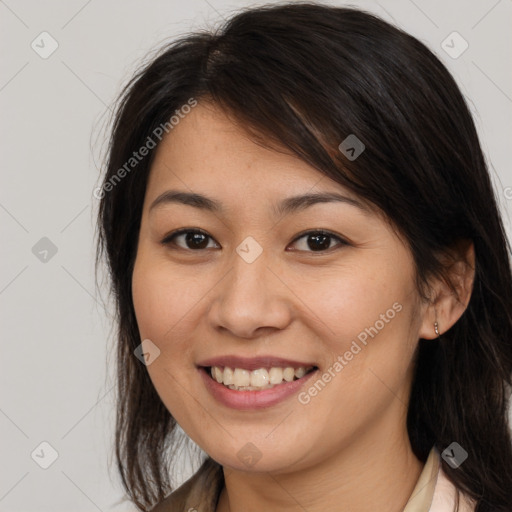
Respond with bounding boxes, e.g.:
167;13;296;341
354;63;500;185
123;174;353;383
199;367;318;410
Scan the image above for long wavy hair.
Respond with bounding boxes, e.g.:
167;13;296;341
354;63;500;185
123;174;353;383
95;3;512;510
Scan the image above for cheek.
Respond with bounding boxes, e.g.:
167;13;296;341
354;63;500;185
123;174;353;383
131;252;195;343
131;259;170;342
131;254;202;420
308;255;419;401
307;259;412;340
131;250;212;386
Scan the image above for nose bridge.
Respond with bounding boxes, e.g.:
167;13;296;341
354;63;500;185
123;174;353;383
208;236;291;337
227;236;274;308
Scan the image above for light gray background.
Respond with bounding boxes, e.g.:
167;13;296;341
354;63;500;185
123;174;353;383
1;0;511;510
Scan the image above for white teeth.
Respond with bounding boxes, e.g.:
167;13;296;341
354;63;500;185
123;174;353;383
209;365;314;391
233;368;250;387
213;366;223;383
223;366;234;386
283;367;295;382
269;367;283;384
250;368;270;387
294;367;306;378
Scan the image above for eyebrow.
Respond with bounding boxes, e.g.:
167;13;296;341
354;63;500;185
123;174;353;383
149;190;371;217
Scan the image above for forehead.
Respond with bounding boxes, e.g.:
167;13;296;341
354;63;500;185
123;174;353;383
146;101;368;212
150;102;318;185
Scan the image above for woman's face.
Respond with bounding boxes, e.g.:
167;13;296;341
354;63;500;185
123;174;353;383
132;101;429;473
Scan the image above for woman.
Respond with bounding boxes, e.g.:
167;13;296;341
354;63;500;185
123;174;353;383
95;3;512;511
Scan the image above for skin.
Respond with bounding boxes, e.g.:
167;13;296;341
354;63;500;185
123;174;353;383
131;101;474;512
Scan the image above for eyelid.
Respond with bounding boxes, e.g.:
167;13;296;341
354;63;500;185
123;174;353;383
160;228;217;247
289;228;349;247
160;228;350;252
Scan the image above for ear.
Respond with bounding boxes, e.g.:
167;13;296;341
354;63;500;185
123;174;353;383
418;239;475;340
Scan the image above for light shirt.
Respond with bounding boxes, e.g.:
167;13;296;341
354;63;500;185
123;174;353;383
151;446;476;511
403;446;475;512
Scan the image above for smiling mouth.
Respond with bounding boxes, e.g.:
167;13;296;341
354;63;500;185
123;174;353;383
204;365;318;391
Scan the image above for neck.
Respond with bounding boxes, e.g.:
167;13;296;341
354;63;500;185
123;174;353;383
216;403;424;512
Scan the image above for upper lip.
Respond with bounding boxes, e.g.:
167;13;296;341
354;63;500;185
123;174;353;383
197;355;317;371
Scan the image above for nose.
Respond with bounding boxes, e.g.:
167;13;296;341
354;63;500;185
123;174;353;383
207;247;293;339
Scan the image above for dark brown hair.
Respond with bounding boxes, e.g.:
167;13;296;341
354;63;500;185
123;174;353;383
95;2;512;510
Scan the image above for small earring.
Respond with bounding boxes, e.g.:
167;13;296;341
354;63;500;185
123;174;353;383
434;321;440;337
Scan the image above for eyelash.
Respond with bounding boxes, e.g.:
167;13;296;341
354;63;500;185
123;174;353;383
160;228;349;254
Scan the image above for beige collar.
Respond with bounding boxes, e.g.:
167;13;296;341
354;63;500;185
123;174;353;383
403;446;440;511
150;446;475;512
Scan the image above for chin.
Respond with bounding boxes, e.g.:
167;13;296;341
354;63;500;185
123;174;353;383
203;439;311;475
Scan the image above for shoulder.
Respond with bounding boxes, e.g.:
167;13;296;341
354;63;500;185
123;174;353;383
150;457;223;512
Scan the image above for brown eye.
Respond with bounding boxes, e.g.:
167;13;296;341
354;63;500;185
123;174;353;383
161;228;348;253
288;230;348;253
161;229;218;250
